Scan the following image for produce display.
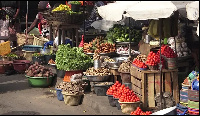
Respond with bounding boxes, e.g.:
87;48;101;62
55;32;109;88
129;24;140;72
52;4;71;12
106;81;140;102
130;107;152;115
70;73;83;82
33;53;43;57
55;44;93;71
118;58;132;73
93;52;100;60
106;24;142;43
168;37;191;57
116;46;140;55
56;81;84;95
84;67;111;76
161;45;177;58
25;62;54;77
145;51;159;66
134;54;147;63
83;36;116;53
104;57;115;62
132;59;147;69
5;53;19;59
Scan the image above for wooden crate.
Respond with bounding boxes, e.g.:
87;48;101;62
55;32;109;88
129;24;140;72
130;65;179;110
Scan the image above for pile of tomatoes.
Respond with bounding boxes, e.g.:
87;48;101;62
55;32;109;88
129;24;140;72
106;81;140;102
161;45;177;58
132;59;147;69
145;51;159;66
130;107;152;115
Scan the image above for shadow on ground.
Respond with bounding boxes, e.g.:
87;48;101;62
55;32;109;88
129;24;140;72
1;111;40;115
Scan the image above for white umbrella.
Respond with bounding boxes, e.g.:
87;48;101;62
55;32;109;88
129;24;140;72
124;1;177;20
97;1;140;21
186;1;199;20
124;1;180;110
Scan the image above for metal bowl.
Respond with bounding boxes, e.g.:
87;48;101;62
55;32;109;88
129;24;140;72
85;75;110;82
107;57;128;68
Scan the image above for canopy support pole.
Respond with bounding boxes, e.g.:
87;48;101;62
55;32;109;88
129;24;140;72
129;17;131;57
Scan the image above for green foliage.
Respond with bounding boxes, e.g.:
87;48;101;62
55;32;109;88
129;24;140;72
5;53;18;58
70;1;82;5
106;24;142;43
55;44;93;71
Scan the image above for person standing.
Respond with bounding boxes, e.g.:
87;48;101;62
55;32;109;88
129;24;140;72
0;1;20;47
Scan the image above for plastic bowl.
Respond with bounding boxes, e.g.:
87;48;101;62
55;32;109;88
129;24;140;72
25;75;54;87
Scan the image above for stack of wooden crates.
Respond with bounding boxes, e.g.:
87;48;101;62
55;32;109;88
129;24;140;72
130;65;179;110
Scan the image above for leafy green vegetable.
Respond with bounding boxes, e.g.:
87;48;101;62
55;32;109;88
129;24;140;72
106;24;142;43
5;53;18;58
33;53;44;57
55;44;93;71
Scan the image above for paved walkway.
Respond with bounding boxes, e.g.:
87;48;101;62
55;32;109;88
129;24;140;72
0;66;125;115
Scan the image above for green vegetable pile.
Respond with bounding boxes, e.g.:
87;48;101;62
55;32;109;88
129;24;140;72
33;53;44;57
106;24;142;43
70;1;82;5
5;53;18;59
56;44;93;71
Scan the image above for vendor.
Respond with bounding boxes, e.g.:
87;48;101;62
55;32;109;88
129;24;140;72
0;1;20;47
26;1;51;39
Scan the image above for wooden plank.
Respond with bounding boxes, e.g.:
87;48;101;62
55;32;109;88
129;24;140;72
131;76;142;88
142;73;148;108
172;71;179;104
132;84;142;95
147;73;156;107
154;73;161;94
164;72;172;93
141;69;178;74
110;69;120;76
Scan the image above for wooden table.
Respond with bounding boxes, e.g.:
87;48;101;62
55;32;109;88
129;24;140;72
110;69;121;83
48;21;81;47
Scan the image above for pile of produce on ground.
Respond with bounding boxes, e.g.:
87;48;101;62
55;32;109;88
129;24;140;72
55;44;93;71
117;46;140;55
106;81;140;102
118;58;132;73
56;81;84;95
70;73;83;82
106;24;142;43
83;36;116;53
25;62;54;77
84;67;111;76
130;107;152;115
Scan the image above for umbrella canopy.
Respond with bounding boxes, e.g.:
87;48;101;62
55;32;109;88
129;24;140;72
186;1;199;20
97;1;140;21
124;1;178;20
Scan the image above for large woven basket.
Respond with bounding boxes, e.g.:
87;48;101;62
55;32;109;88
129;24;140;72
41;10;84;24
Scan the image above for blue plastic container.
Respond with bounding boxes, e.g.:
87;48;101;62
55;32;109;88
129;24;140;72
55;88;64;101
22;45;43;52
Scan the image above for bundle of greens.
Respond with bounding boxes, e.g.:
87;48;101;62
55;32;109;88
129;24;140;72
106;24;142;43
56;44;93;71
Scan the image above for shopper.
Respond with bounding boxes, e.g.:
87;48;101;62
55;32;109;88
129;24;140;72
0;1;20;47
27;1;51;39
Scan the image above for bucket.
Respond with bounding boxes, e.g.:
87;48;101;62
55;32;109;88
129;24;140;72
166;58;177;70
32;56;45;64
44;55;56;64
94;60;101;69
106;94;116;107
56;69;65;78
63;70;83;82
62;93;83;106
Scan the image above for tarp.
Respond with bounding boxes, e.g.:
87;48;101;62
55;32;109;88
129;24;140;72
124;1;178;20
97;1;140;21
186;1;199;20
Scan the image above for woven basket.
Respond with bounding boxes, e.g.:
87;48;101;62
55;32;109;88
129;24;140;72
41;10;84;24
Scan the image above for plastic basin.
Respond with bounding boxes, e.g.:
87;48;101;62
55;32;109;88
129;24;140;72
25;75;53;87
114;98;121;110
106;94;116;107
13;60;31;69
44;55;56;64
13;62;27;73
93;83;113;96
